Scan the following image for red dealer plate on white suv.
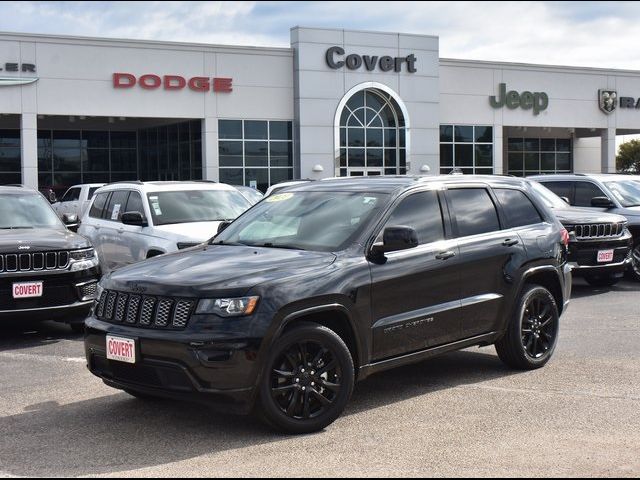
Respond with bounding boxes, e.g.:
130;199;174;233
106;336;137;364
12;281;43;299
597;249;615;263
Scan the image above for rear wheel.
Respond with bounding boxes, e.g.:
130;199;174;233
495;284;559;370
584;273;620;287
258;323;354;434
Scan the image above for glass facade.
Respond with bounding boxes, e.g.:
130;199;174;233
38;129;137;192
138;120;202;182
0;130;21;184
507;137;572;177
218;119;293;192
338;89;406;177
439;125;493;175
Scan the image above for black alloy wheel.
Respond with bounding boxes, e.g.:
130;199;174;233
628;243;640;281
259;323;354;434
495;284;559;370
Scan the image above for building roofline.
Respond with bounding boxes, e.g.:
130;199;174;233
290;25;439;40
0;30;293;55
440;57;640;76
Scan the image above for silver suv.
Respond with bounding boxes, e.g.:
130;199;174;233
78;181;251;274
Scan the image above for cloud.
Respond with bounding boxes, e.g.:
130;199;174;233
2;1;640;69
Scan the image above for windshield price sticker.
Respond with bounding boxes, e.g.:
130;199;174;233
149;196;162;215
111;204;121;220
266;192;294;203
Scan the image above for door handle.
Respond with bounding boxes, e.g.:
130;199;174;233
502;238;520;247
435;251;456;260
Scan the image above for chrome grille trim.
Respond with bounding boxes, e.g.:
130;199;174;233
574;223;624;240
0;251;72;273
96;290;193;329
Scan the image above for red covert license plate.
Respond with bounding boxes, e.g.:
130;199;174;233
106;335;137;364
597;249;615;263
12;281;43;299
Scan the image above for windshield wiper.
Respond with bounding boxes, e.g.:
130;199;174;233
0;226;34;229
258;243;305;250
210;240;248;246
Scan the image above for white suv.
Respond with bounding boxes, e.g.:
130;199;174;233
78;181;251;274
53;183;106;220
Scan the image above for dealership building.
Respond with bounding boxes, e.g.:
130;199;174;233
1;26;640;193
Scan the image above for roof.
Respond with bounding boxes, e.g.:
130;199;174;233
285;175;533;194
0;185;39;195
530;174;640;182
98;181;238;193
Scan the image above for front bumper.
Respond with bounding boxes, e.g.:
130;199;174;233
567;235;633;276
84;316;261;414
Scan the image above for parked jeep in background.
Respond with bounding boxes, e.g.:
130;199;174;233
53;183;105;222
85;176;571;434
0;185;100;332
531;174;640;281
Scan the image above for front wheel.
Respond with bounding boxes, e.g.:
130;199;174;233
495;284;559;370
258;323;354;434
626;243;640;281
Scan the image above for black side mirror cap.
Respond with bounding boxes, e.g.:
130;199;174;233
591;196;616;208
370;226;419;257
121;211;148;227
217;221;232;234
62;213;78;225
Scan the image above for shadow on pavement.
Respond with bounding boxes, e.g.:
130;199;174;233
0;349;517;477
570;278;640;300
0;320;81;352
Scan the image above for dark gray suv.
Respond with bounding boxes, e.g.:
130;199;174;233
530;174;640;280
86;176;571;434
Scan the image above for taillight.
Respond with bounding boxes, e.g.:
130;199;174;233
560;228;570;247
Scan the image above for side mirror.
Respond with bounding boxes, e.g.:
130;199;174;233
62;213;78;225
370;226;419;257
591;196;615;208
217;221;232;234
48;192;58;204
121;211;148;227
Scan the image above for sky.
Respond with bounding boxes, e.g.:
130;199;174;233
1;1;640;70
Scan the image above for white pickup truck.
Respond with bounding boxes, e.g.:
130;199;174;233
53;183;105;221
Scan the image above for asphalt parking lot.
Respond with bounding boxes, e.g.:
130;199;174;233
0;278;638;478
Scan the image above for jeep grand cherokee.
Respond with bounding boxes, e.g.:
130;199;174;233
85;176;571;433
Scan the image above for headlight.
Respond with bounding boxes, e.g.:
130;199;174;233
70;248;96;261
196;296;259;317
69;248;99;271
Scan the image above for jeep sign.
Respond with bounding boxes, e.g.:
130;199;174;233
489;83;549;115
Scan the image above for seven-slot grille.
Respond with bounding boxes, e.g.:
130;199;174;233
0;251;70;273
95;290;195;329
574;223;625;240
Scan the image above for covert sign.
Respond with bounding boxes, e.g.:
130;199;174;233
489;83;549;115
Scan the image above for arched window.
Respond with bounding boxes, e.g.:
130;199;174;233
337;88;407;177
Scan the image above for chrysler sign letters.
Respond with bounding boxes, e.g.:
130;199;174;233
113;73;233;93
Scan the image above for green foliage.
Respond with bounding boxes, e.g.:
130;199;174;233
617;139;640;172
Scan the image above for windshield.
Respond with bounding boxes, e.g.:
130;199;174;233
604;180;640;208
147;189;251;226
213;191;388;252
529;181;570;209
0;193;64;229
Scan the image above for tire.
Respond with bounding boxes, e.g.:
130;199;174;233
584;274;620;287
69;322;85;334
258;323;354;434
626;243;640;282
495;284;560;370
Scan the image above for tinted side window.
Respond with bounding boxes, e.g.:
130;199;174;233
104;191;130;222
541;181;573;203
448;188;500;237
89;192;110;218
379;191;444;245
574;181;607;207
88;187;100;200
494;188;543;228
125;191;144;214
62;188;81;202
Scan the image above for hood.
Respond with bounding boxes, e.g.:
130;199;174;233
104;244;337;297
0;227;90;253
552;207;627;225
612;206;640;223
151;222;222;243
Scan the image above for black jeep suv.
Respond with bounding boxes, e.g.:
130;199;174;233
0;186;100;332
85;176;571;433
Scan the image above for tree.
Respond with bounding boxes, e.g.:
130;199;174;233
617;139;640;173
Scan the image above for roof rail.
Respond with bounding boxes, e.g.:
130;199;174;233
107;180;145;186
193;180;218;183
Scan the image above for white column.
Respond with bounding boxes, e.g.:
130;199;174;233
600;127;616;173
202;117;218;181
21;113;38;189
493;125;503;175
